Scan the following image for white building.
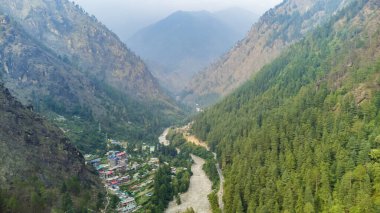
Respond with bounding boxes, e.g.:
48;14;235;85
118;197;137;213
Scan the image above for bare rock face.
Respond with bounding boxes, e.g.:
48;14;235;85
183;0;349;106
0;0;164;100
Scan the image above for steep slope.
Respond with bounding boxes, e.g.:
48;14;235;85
184;0;349;106
0;14;181;154
127;10;255;93
193;0;380;211
0;0;164;100
0;83;103;212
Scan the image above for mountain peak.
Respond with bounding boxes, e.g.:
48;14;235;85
127;8;256;93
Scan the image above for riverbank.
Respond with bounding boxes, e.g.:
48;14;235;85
166;155;212;213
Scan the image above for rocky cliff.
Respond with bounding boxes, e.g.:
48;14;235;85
0;0;164;100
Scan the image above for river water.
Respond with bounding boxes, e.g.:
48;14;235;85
166;154;212;213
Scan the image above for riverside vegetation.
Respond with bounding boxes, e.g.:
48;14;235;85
145;129;219;212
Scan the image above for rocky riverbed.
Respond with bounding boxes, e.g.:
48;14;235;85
166;155;212;213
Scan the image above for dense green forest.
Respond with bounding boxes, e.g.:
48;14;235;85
193;0;380;212
146;137;193;212
0;177;104;213
147;165;174;212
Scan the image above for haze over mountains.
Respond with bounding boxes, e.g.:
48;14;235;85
72;0;281;39
127;8;258;93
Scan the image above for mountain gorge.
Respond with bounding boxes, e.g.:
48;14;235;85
0;0;183;154
127;9;257;93
183;0;351;106
193;0;380;211
0;83;104;212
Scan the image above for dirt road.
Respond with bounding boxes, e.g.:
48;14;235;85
216;162;224;211
159;128;170;146
183;134;209;151
166;155;212;213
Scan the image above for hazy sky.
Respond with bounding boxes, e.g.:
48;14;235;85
72;0;282;40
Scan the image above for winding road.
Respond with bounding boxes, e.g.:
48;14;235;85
216;162;224;212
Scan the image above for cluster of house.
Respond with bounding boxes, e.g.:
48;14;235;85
85;145;162;213
100;151;130;189
85;151;138;213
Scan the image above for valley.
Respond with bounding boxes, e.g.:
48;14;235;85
1;0;380;212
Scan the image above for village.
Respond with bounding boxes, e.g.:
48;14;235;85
84;139;160;213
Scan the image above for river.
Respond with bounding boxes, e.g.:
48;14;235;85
159;127;222;213
166;154;212;213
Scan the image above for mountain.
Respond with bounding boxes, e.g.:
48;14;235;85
192;0;380;211
0;83;103;212
0;1;183;154
183;0;350;106
0;0;163;100
127;9;257;93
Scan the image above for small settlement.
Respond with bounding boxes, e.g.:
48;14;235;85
85;140;159;213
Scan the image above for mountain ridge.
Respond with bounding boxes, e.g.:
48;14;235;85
183;0;350;106
192;0;380;211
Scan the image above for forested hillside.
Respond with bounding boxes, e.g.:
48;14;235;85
184;0;349;106
0;83;104;212
193;0;380;212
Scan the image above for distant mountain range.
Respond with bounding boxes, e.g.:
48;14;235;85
127;8;258;93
